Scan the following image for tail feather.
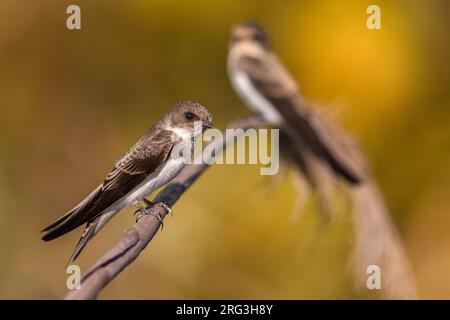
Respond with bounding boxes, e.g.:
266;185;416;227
41;185;103;241
41;209;75;233
67;222;98;265
324;151;361;184
41;210;83;241
67;207;118;263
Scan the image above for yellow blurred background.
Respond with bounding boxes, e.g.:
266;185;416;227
0;0;449;299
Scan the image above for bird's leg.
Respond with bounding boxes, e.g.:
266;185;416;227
133;200;164;229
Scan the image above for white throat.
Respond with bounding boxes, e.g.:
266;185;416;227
169;127;193;141
168;124;203;142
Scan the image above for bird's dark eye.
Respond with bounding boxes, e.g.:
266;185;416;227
185;112;194;120
253;33;265;43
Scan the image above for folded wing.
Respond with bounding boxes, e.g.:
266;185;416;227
41;129;174;241
237;53;363;184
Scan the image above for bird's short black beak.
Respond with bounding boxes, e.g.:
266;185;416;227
202;123;214;129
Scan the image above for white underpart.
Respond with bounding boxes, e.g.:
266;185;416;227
94;128;195;233
230;71;284;126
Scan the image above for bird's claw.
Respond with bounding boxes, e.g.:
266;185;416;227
135;208;164;230
158;202;172;215
133;199;172;230
143;199;172;216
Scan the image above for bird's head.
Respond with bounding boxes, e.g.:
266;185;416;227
230;21;271;49
165;101;213;138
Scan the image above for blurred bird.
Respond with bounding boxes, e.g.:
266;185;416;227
228;22;417;299
227;22;362;184
41;101;213;263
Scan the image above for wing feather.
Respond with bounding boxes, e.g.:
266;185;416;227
238;53;362;183
41;129;174;241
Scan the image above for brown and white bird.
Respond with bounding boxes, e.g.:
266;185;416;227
42;101;213;263
227;22;362;184
228;23;419;299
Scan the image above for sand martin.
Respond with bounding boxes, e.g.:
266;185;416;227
42;101;213;263
228;22;361;183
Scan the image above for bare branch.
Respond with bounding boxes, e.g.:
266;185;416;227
280;100;417;298
351;180;417;299
316;110;417;298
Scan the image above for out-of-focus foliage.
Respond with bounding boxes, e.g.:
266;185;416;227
0;0;448;299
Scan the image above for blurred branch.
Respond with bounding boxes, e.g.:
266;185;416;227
351;180;417;299
65;114;267;300
283;104;417;299
318;113;417;299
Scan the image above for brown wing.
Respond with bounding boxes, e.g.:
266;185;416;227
238;52;362;183
41;129;174;241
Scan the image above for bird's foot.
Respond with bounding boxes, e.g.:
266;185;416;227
135;207;164;229
143;198;172;216
158;201;172;215
133;199;165;229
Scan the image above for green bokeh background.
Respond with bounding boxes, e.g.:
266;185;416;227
0;0;449;299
